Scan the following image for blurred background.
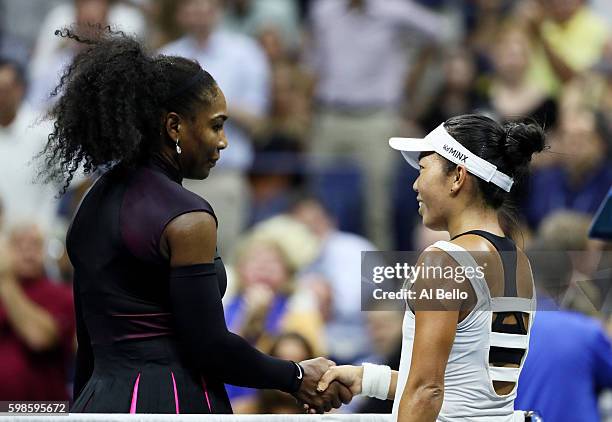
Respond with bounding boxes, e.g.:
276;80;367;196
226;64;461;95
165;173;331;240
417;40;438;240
0;0;611;419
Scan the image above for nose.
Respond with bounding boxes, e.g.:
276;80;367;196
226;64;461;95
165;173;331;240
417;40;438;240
218;133;228;150
412;177;418;193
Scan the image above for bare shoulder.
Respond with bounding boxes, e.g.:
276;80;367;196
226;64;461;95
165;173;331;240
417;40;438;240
162;212;217;266
419;245;458;268
413;245;473;313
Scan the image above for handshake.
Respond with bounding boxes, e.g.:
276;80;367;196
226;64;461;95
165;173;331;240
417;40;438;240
291;357;364;414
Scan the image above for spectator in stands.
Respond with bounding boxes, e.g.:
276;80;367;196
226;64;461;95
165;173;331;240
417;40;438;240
417;47;483;134
226;216;323;353
246;62;312;227
257;23;293;64
0;223;75;401
536;211;605;315
461;0;515;70
291;195;375;363
144;0;182;49
341;307;404;414
160;0;270;254
222;0;301;50
224;215;324;409
28;0;145;110
247;151;304;228
485;26;557;128
254;59;312;150
0;58;58;232
518;0;610;96
305;0;445;249
517;245;612;421
256;332;315;414
524;106;612;229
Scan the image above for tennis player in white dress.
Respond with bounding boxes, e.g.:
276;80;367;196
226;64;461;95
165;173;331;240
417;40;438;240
317;115;543;421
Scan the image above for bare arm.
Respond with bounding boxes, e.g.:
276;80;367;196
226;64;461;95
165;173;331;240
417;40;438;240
397;310;456;421
534;29;576;83
397;250;467;421
519;1;576;83
0;242;59;352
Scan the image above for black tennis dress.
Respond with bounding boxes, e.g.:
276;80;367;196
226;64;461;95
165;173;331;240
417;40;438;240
67;156;301;413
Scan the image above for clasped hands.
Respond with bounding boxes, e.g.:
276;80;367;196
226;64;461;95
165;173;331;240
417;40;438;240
292;357;364;414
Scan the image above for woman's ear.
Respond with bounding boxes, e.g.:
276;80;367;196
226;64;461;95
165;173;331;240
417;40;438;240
164;112;181;141
450;165;468;195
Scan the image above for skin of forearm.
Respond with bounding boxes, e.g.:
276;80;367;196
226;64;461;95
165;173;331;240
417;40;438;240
0;276;59;351
537;30;576;82
398;384;444;422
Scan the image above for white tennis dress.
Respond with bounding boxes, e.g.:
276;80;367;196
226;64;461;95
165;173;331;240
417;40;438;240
391;240;536;421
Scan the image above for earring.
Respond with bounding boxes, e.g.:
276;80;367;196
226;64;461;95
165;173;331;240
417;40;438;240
175;138;182;154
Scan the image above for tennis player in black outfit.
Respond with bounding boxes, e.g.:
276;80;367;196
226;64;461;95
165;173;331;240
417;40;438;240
41;27;351;414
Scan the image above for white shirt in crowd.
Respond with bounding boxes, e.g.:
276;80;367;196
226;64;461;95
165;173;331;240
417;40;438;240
222;0;301;48
306;0;446;108
27;2;146;110
159;31;270;171
0;106;59;232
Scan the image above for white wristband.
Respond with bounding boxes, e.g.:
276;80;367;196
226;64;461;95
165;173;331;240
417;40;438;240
360;363;392;400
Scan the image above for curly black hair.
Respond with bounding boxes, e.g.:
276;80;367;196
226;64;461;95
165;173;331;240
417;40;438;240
40;26;218;193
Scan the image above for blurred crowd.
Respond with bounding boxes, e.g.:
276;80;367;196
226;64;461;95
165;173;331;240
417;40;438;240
0;0;611;419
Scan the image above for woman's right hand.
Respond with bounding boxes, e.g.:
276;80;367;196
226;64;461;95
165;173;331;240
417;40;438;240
317;365;364;396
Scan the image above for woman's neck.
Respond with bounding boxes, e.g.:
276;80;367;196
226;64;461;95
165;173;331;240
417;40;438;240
147;149;182;183
446;204;504;239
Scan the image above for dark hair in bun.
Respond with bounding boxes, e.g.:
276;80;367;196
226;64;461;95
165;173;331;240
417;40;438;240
501;121;546;170
442;114;545;235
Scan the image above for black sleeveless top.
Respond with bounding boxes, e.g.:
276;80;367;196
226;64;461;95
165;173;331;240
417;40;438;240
67;157;231;413
67;157;226;346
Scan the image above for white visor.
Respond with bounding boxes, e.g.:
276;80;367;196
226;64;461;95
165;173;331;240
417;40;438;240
389;123;514;192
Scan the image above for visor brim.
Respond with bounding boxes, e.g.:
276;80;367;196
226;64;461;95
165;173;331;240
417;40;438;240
388;137;436;169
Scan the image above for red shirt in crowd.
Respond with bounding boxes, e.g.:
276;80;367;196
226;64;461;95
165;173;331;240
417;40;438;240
0;277;75;400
